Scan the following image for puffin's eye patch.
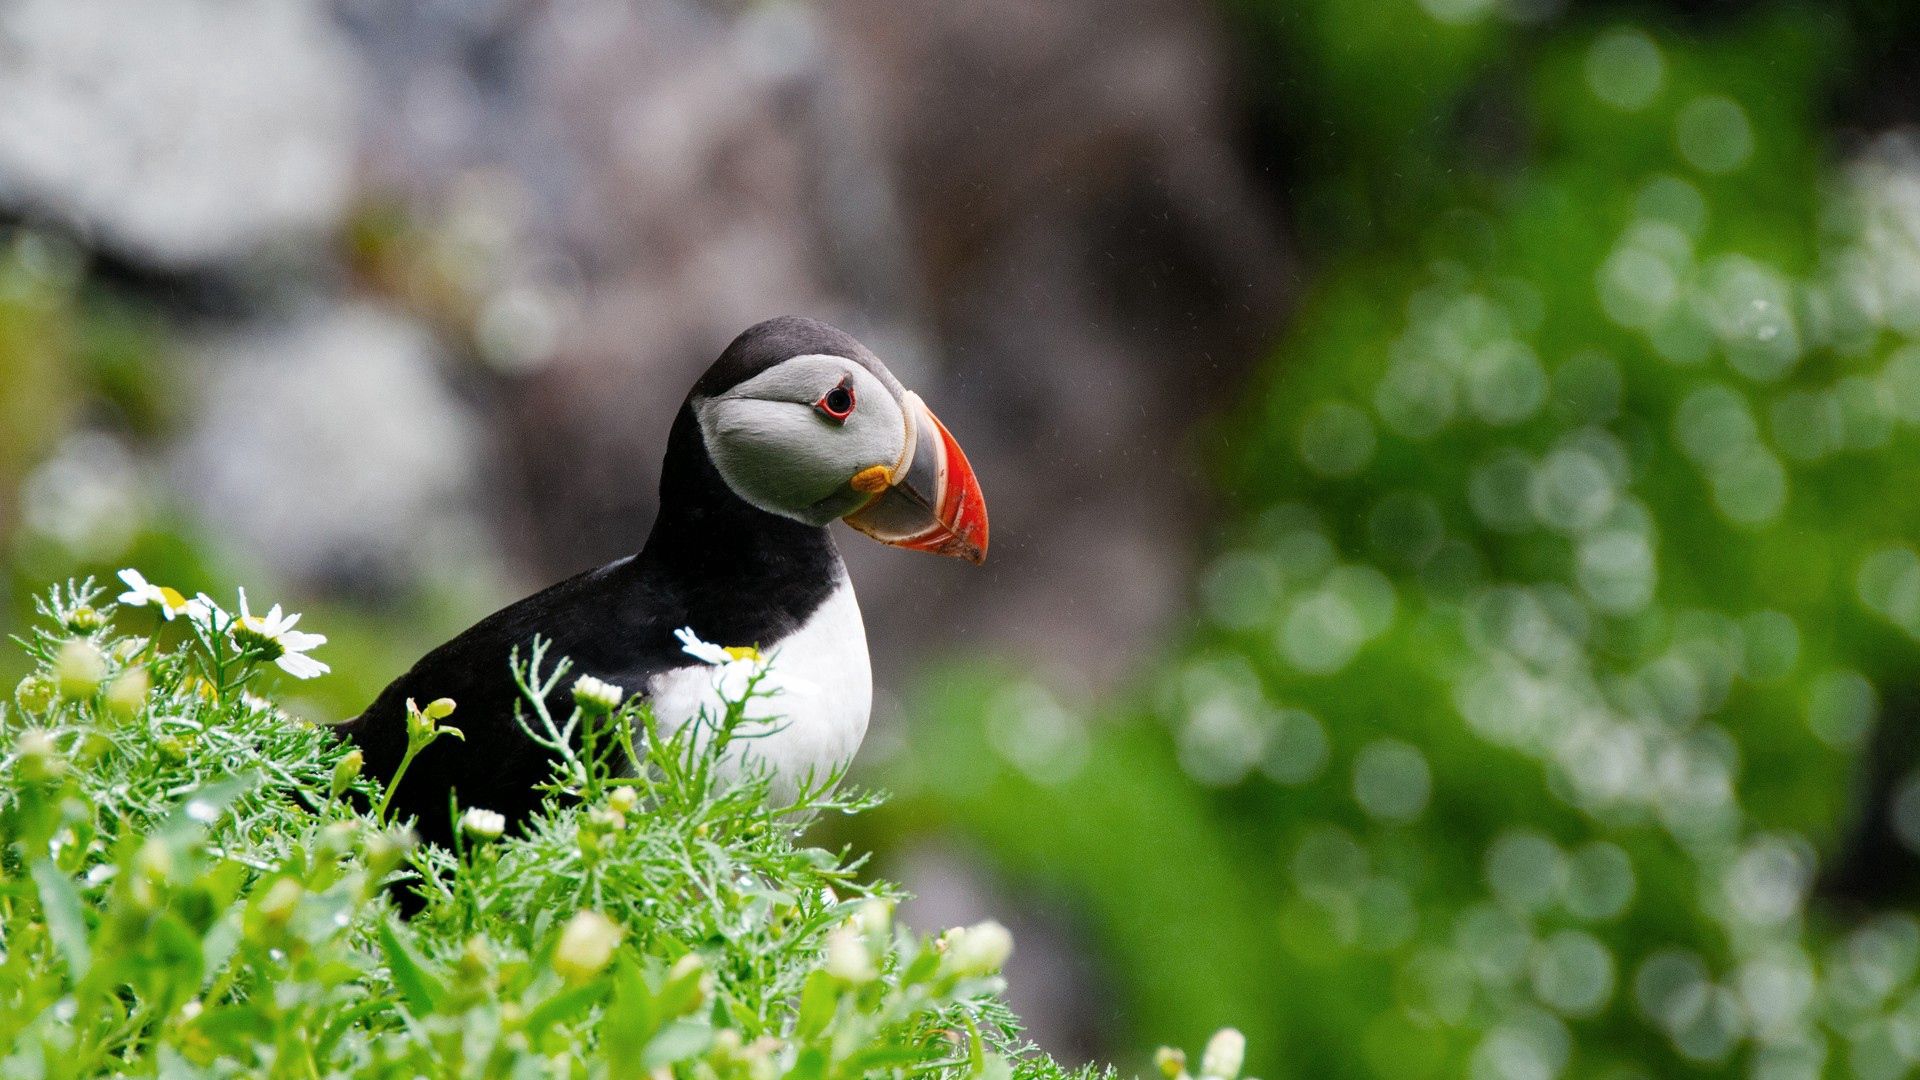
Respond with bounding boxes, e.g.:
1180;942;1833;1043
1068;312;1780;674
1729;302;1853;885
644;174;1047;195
815;379;856;424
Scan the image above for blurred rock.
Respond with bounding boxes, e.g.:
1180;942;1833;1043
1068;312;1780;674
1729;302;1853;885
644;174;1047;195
342;0;1292;684
819;0;1297;682
0;0;361;268
0;0;1292;685
173;303;489;597
18;431;148;563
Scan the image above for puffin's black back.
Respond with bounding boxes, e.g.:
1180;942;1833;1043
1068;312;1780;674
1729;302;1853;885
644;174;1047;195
339;321;849;850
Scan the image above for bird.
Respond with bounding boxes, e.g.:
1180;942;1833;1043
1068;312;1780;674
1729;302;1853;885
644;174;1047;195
338;316;988;850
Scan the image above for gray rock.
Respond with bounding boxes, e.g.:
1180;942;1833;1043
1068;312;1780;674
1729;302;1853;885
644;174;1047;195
0;0;361;268
173;303;488;593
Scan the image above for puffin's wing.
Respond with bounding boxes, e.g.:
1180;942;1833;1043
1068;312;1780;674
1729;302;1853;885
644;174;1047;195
339;560;679;849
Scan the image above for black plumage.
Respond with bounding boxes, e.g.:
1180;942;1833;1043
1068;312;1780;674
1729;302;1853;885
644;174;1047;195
339;318;862;849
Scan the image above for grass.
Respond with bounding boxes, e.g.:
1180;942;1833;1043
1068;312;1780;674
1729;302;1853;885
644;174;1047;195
0;576;1240;1079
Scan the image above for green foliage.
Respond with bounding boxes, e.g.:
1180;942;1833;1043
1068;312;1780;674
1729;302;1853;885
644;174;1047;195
876;8;1920;1080
0;578;1150;1079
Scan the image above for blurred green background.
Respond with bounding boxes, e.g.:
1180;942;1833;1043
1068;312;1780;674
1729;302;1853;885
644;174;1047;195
6;1;1920;1078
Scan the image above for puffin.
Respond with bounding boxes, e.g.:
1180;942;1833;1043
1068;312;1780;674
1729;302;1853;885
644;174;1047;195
340;316;987;849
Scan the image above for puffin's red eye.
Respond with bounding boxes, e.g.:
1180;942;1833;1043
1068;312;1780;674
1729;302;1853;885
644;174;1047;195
816;380;855;423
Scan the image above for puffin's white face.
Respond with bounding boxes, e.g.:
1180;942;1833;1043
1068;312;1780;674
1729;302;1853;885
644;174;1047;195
692;347;989;563
694;354;909;527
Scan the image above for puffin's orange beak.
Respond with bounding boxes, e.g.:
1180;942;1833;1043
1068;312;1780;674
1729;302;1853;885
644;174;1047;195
842;392;989;564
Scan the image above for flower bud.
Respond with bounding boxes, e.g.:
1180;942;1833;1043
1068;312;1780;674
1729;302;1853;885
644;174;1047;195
459;935;495;980
572;675;624;713
104;666;149;721
65;606;103;634
587;805;625;834
330;750;364;799
129;836;173;910
852;898;893;937
53;639;107;700
944;920;1013;977
256;878;303;929
608;785;638;814
461;807;506;842
405;697;456;742
136;835;174;882
1155;1048;1188;1080
14;674;54;714
553;910;621;983
667;953;713;1012
824;925;877;983
364;826;417;882
669;952;706;983
15;729;63;782
319;820;358;855
1199;1028;1245;1080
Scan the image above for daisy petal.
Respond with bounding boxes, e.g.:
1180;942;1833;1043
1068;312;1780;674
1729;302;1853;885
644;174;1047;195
675;627;733;667
276;653;329;679
279;630;327;651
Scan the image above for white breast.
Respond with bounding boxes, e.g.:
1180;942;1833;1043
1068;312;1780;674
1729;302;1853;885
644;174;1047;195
645;574;872;800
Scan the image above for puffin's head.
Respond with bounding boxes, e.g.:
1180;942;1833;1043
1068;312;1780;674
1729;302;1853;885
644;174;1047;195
690;317;989;563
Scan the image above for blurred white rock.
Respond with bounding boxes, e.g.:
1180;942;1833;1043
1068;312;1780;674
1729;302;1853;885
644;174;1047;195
174;304;486;591
0;0;361;267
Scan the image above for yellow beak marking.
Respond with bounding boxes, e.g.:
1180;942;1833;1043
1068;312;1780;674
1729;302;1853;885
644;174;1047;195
850;465;893;495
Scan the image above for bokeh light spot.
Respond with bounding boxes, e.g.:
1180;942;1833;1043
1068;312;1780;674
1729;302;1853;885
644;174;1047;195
1486;830;1567;913
1353;739;1433;823
1636;174;1708;236
1676;95;1755;175
1280;589;1367;674
1470;448;1539;534
1467;342;1549;425
1418;0;1497;26
1577;528;1657;615
1859;545;1920;638
1294;824;1369;902
1738;610;1802;682
1562;841;1636;920
1530;929;1616;1017
1586;27;1665;111
1369;491;1447;568
1202;550;1284;631
1702;255;1799;381
1806;668;1877;749
1262;708;1330;785
1551;350;1624;423
1531;445;1617;533
1675;383;1758;468
1376;356;1459;439
1300;401;1377;478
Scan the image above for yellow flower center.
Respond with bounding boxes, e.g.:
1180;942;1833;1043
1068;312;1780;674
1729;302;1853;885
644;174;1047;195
158;586;188;610
233;618;285;660
722;645;763;663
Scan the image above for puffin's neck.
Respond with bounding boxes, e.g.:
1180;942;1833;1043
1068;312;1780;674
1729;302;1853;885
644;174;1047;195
637;405;844;637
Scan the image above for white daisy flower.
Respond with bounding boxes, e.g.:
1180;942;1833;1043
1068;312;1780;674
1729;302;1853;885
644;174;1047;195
116;568;209;622
674;627;814;701
460;807;506;842
572;674;625;713
231;587;329;679
194;593;230;629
